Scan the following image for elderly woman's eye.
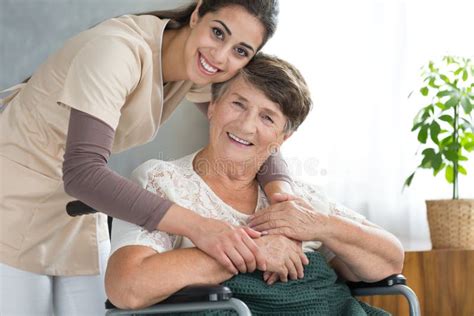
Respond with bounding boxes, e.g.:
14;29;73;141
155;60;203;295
212;27;224;40
232;101;244;108
263;115;274;123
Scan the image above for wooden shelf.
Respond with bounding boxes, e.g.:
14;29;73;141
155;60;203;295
358;249;474;316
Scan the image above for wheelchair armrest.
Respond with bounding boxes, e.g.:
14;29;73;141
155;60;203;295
105;284;232;309
347;274;406;289
66;200;97;217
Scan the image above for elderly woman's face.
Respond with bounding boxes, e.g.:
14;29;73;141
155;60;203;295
207;77;290;165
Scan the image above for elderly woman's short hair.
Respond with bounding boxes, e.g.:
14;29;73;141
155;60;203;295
211;53;312;133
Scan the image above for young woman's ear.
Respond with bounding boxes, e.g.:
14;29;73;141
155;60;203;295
190;0;203;28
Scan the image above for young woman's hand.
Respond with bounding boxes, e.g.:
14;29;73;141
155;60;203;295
255;235;308;284
189;217;267;275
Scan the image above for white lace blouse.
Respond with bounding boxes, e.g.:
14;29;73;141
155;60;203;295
110;150;366;262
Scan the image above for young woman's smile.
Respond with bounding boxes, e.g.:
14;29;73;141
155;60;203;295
185;5;265;85
197;52;221;75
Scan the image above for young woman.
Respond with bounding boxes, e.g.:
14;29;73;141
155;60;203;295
0;1;300;315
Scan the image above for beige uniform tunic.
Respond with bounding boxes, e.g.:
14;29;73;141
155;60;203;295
0;15;211;276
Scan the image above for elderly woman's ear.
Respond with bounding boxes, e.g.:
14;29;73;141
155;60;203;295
207;101;216;121
283;131;293;141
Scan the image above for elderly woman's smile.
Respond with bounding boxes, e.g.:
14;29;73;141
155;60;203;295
206;76;289;167
226;132;253;146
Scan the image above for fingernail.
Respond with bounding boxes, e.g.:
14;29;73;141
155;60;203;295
261;231;269;236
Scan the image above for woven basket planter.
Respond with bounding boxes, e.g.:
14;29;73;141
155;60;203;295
426;199;474;249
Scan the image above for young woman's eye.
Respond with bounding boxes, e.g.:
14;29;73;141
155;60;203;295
235;47;249;57
212;27;224;40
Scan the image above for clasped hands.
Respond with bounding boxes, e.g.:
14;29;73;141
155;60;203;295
192;193;328;285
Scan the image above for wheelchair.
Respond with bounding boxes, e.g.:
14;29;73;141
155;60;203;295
66;201;421;316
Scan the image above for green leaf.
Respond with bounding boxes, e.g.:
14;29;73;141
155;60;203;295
413;108;426;125
461;118;474;132
463;69;468;81
461;132;474;152
458;155;468;161
422;148;436;157
411;122;423;132
404;172;415;188
433;163;446;176
445;165;454;183
461;97;473;114
429;61;435;72
454;67;464;75
437;90;452;98
439;115;453;125
421;155;432;168
440;135;453;146
418;125;429;144
421;106;433;121
432;153;442;170
444;149;457;162
463;143;474;152
430;121;441;143
445;96;459;109
458;165;467;175
420;87;429;96
428;78;439;89
440;74;451;84
435;102;446;110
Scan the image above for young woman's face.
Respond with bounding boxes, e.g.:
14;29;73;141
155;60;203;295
184;5;265;85
207;77;290;166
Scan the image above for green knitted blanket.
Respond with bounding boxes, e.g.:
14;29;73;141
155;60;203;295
177;252;389;315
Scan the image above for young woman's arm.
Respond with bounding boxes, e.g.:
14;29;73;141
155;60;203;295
257;152;295;203
63;109;265;274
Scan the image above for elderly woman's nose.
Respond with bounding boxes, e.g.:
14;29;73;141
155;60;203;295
238;112;257;133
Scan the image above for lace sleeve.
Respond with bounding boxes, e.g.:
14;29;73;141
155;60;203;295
293;181;364;262
110;160;180;255
328;201;366;223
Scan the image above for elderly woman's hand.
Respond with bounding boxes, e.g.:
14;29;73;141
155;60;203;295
254;235;309;284
248;195;329;241
189;217;267;275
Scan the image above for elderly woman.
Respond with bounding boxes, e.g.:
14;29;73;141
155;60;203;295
105;54;404;314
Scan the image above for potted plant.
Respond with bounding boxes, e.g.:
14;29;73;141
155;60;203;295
404;56;474;249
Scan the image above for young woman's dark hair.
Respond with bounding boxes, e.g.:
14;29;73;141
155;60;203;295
140;0;279;50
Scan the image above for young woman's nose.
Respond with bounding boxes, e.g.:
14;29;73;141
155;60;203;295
210;45;231;66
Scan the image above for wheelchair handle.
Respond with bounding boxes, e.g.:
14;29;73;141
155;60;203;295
66;200;98;217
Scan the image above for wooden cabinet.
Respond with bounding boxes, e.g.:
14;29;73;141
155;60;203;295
358;249;474;316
